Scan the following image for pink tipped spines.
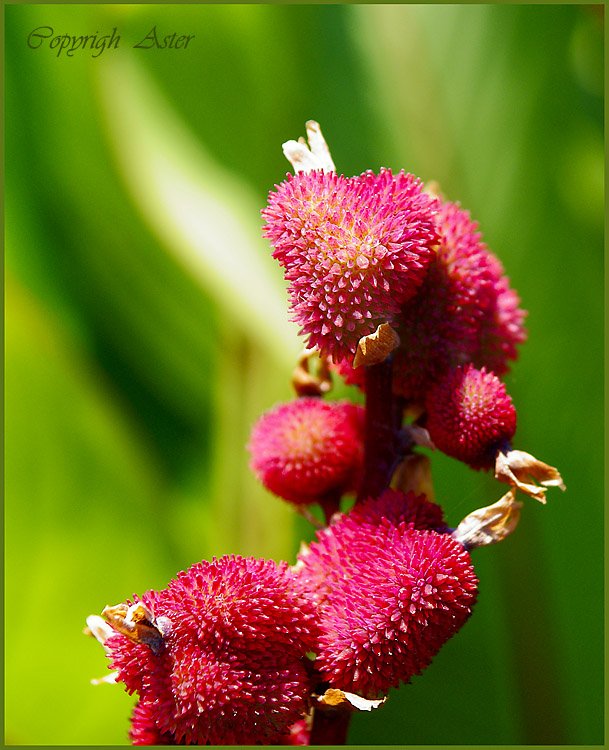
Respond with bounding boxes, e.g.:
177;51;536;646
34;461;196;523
425;364;517;470
249;397;365;505
262;169;439;362
296;491;477;697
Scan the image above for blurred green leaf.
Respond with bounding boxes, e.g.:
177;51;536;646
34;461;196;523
96;51;301;368
5;275;167;743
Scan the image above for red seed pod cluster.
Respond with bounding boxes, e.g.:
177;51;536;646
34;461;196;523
86;123;562;747
103;556;319;746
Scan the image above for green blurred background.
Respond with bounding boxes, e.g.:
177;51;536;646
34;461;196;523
5;4;603;746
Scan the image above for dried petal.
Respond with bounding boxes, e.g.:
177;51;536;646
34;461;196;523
353;322;400;368
391;453;436;502
292;348;333;397
452;489;523;549
316;688;385;711
282;120;336;173
84;614;116;651
495;449;566;503
341;691;386;712
102;602;165;655
90;671;119;686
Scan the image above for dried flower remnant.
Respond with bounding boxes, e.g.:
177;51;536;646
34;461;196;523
452;489;523;550
100;601;170;655
495;448;566;503
282;120;336;174
296;492;477;698
391;453;437;502
249;397;365;506
292;348;333;397
352;322;401;369
87;556;319;745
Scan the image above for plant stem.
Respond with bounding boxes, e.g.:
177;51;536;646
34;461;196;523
318;491;342;526
309;706;352;745
308;358;403;745
356;357;402;502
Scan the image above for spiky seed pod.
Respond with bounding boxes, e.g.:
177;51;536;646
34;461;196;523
296;491;477;698
102;556;319;746
393;201;526;402
425;364;517;470
248;397;365;505
129;699;175;746
262;169;439;362
332;201;526;402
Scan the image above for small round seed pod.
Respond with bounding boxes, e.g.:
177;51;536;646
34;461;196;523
249;397;365;505
425;364;517;470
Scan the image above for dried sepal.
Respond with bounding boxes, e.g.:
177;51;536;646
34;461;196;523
91;671;119;686
342;691;386;712
102;602;169;655
391;453;436;503
495;448;566;503
452;489;522;550
84;614;116;652
406;424;434;449
292;348;333;397
282;120;336;174
353;322;400;369
316;688;385;712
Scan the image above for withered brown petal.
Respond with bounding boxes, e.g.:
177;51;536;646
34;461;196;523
317;688;385;712
391;453;436;503
102;602;165;654
292;348;333;397
495;449;566;503
452;489;522;549
352;323;400;369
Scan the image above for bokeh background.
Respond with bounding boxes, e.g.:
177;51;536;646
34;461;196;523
5;4;603;746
